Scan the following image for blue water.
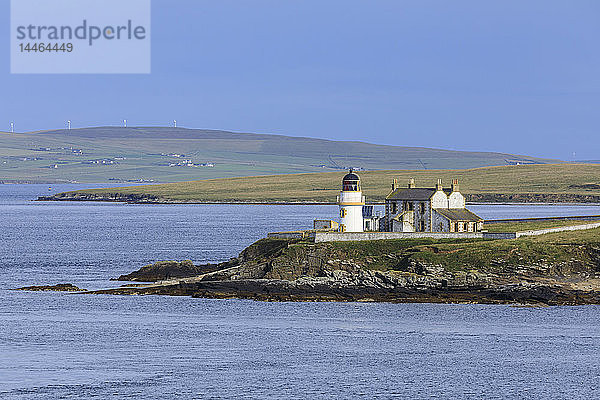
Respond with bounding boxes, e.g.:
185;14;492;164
1;184;600;399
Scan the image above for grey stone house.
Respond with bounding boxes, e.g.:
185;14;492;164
384;178;483;233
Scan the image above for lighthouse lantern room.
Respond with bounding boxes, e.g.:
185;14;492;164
338;169;365;232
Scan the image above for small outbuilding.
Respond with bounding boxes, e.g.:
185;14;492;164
313;219;340;231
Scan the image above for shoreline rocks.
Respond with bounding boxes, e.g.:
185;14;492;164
15;283;85;292
114;260;229;282
18;234;600;305
84;237;600;306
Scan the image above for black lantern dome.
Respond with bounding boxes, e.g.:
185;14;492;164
342;169;361;191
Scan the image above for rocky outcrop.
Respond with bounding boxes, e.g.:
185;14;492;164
114;260;230;282
86;237;600;305
38;192;162;203
16;283;85;292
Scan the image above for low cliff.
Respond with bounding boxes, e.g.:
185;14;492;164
92;229;600;305
114;260;227;282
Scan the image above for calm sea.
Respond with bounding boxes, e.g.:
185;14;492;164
1;184;600;399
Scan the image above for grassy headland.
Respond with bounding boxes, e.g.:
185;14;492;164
327;227;600;273
92;227;600;305
43;163;600;204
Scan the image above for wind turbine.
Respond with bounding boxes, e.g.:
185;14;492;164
123;119;127;128
173;120;177;128
10;122;14;133
67;120;71;130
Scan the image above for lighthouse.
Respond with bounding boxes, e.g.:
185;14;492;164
338;169;365;232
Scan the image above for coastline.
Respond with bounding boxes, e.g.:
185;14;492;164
47;228;600;306
36;192;600;205
20;184;600;306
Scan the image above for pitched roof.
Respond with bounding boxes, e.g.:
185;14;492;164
387;188;437;201
435;208;483;222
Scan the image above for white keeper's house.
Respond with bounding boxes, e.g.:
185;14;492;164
384;178;483;233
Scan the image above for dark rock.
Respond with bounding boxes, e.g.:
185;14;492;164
238;238;290;262
114;260;224;282
16;283;85;292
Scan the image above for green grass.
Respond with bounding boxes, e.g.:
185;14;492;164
1;126;561;183
323;227;600;272
485;220;600;233
51;163;600;203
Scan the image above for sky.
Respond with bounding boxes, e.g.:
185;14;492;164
1;0;599;160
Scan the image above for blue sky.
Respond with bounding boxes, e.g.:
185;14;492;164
1;0;599;160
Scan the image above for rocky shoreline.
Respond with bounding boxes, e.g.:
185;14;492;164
62;233;600;305
37;192;600;204
113;260;225;282
15;283;86;292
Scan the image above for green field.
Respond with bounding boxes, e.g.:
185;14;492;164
0;126;561;183
49;163;600;203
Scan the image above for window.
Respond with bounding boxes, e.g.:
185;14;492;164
342;182;360;191
365;221;371;231
391;202;398;214
405;202;414;211
340;224;346;232
440;222;444;232
420;202;425;214
419;221;425;232
340;208;347;218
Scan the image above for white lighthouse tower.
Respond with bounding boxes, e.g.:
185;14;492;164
338;169;365;232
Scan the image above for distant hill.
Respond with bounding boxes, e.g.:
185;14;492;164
0;127;561;183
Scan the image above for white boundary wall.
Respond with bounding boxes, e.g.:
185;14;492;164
314;222;600;243
269;223;600;243
514;222;600;238
314;232;511;242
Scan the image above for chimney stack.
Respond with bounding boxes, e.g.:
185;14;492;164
451;179;459;192
391;178;398;191
408;178;416;189
436;178;443;191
